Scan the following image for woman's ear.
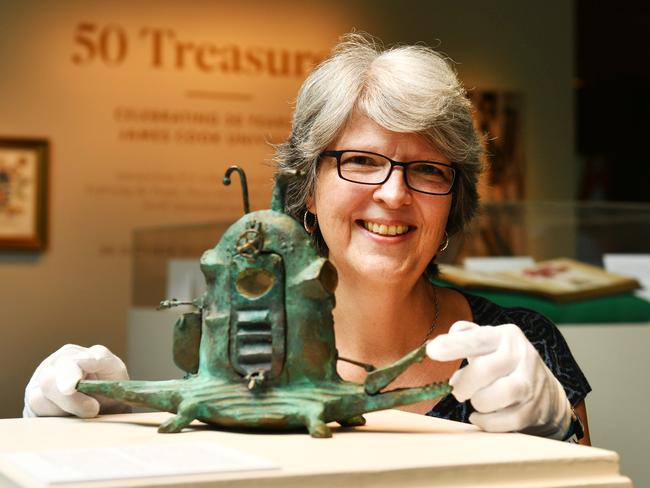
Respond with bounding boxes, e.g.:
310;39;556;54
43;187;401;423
306;193;316;214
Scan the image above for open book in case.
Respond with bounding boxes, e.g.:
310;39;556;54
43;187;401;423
439;258;641;303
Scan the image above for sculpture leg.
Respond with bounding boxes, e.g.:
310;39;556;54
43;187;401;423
303;410;331;438
158;402;197;433
337;415;366;427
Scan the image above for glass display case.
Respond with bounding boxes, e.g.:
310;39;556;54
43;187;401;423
131;201;650;308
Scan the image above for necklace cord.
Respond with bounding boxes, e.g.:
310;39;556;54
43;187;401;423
422;286;439;344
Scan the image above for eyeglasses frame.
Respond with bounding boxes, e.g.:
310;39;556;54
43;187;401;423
320;149;456;196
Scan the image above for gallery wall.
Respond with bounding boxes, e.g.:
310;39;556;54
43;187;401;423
0;0;575;418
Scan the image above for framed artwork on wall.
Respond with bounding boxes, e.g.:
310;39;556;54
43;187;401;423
0;138;49;250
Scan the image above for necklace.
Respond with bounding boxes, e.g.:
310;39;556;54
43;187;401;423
422;286;440;344
338;286;440;372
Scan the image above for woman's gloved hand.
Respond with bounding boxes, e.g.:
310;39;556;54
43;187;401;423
23;344;131;418
426;321;572;439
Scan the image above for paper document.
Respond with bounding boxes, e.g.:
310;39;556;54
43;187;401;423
603;254;650;301
1;442;278;484
463;256;535;272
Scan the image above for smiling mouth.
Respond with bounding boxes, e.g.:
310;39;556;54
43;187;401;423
361;220;411;236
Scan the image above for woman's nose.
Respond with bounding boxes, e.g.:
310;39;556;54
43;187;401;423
373;167;412;208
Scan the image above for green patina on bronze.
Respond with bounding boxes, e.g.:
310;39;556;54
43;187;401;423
77;167;451;437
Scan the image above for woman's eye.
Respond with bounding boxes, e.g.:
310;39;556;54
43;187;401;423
342;156;381;167
414;164;443;176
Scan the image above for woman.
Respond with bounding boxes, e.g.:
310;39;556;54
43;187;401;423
24;34;591;444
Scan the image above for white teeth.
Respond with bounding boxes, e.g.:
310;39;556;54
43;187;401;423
363;221;409;236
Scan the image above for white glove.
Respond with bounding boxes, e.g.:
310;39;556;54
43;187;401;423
24;344;131;418
426;321;572;439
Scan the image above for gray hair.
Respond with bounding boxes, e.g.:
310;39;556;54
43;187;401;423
275;33;484;263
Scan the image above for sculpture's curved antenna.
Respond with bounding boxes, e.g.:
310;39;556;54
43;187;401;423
223;165;250;214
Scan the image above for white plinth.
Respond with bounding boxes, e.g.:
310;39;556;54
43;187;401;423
0;411;631;487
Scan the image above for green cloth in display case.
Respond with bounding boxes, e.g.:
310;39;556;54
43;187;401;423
436;281;650;324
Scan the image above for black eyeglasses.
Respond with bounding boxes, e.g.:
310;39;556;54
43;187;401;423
320;150;456;195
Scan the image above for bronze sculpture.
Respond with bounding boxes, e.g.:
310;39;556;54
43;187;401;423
77;167;451;437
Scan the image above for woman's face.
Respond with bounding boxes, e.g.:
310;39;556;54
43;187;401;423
309;112;452;285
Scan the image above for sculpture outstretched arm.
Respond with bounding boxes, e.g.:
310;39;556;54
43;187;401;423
364;343;429;394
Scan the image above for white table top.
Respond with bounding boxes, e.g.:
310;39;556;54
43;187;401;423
0;410;632;487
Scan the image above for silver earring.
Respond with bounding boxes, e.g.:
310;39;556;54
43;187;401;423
438;231;449;253
303;210;318;235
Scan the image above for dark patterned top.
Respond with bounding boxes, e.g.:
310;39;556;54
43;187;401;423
426;292;592;422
